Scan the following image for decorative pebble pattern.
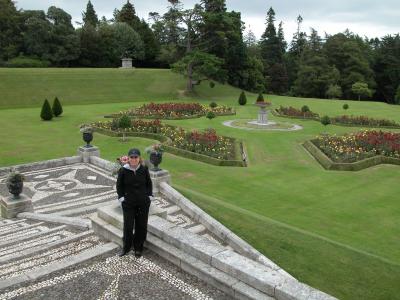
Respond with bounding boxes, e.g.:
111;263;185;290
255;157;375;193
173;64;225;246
0;236;102;280
0;230;74;257
0;255;214;300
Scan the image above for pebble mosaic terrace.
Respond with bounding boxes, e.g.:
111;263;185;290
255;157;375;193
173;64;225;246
0;164;229;299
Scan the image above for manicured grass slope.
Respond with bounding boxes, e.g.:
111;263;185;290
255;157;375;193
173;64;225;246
1;68;400;299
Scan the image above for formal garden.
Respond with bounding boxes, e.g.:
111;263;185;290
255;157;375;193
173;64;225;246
0;68;400;300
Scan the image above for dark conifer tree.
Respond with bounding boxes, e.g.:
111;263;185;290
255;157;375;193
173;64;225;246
238;91;247;105
40;99;53;121
82;0;98;27
52;97;63;117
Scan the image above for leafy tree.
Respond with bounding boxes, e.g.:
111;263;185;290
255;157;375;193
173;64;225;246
324;33;375;99
0;0;22;60
343;103;349;110
82;0;98;27
352;82;373;100
45;6;80;66
373;34;400;103
242;56;265;92
40;99;53;121
293;28;339;99
23;14;52;60
172;50;226;92
52;97;63;117
77;23;100;66
326;84;342;99
238;91;247;105
209;101;217;108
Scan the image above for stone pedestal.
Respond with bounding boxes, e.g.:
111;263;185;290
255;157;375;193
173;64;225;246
150;169;171;196
1;194;33;219
121;58;133;68
78;146;100;163
257;108;268;124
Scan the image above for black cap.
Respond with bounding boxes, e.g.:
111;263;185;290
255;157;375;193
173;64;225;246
128;148;141;157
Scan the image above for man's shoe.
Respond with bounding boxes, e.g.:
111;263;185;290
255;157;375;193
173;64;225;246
118;250;129;257
134;251;142;258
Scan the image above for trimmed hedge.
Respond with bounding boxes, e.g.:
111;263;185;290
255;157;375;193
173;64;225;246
274;109;400;129
303;140;400;171
93;126;246;167
271;109;320;121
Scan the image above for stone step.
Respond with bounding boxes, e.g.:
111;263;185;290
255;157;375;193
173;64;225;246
35;191;114;211
187;224;206;234
90;214;273;300
165;205;181;215
0;225;67;248
0;230;94;264
17;212;91;230
0;241;118;291
52;200;116;217
35;192;115;214
96;202;167;231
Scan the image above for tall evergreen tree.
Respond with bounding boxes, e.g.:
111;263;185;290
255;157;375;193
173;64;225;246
260;7;288;94
82;0;98;27
114;1;140;30
286;15;307;88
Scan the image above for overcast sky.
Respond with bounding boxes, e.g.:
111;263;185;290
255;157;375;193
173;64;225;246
14;0;400;42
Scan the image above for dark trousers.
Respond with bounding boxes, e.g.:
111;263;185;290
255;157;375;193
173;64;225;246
122;203;150;252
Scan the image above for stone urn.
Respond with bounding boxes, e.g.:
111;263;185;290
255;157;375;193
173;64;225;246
149;151;163;171
80;126;94;148
6;172;24;198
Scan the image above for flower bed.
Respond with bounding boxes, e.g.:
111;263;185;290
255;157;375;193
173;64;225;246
91;119;244;164
275;106;319;119
330;115;400;128
108;102;235;119
312;131;400;163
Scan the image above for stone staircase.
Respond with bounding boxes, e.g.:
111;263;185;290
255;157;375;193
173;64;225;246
92;193;336;300
0;217;118;291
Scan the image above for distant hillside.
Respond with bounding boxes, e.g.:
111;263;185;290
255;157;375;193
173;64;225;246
0;68;241;109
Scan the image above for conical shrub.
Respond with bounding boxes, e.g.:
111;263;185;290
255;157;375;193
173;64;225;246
52;97;63;117
238;91;247;106
40;99;53;121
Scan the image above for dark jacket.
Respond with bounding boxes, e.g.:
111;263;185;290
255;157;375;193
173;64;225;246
116;164;153;207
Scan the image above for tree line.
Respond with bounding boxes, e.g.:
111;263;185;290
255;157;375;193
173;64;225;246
0;0;399;103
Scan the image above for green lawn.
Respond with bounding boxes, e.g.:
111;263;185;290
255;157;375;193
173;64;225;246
1;68;400;299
